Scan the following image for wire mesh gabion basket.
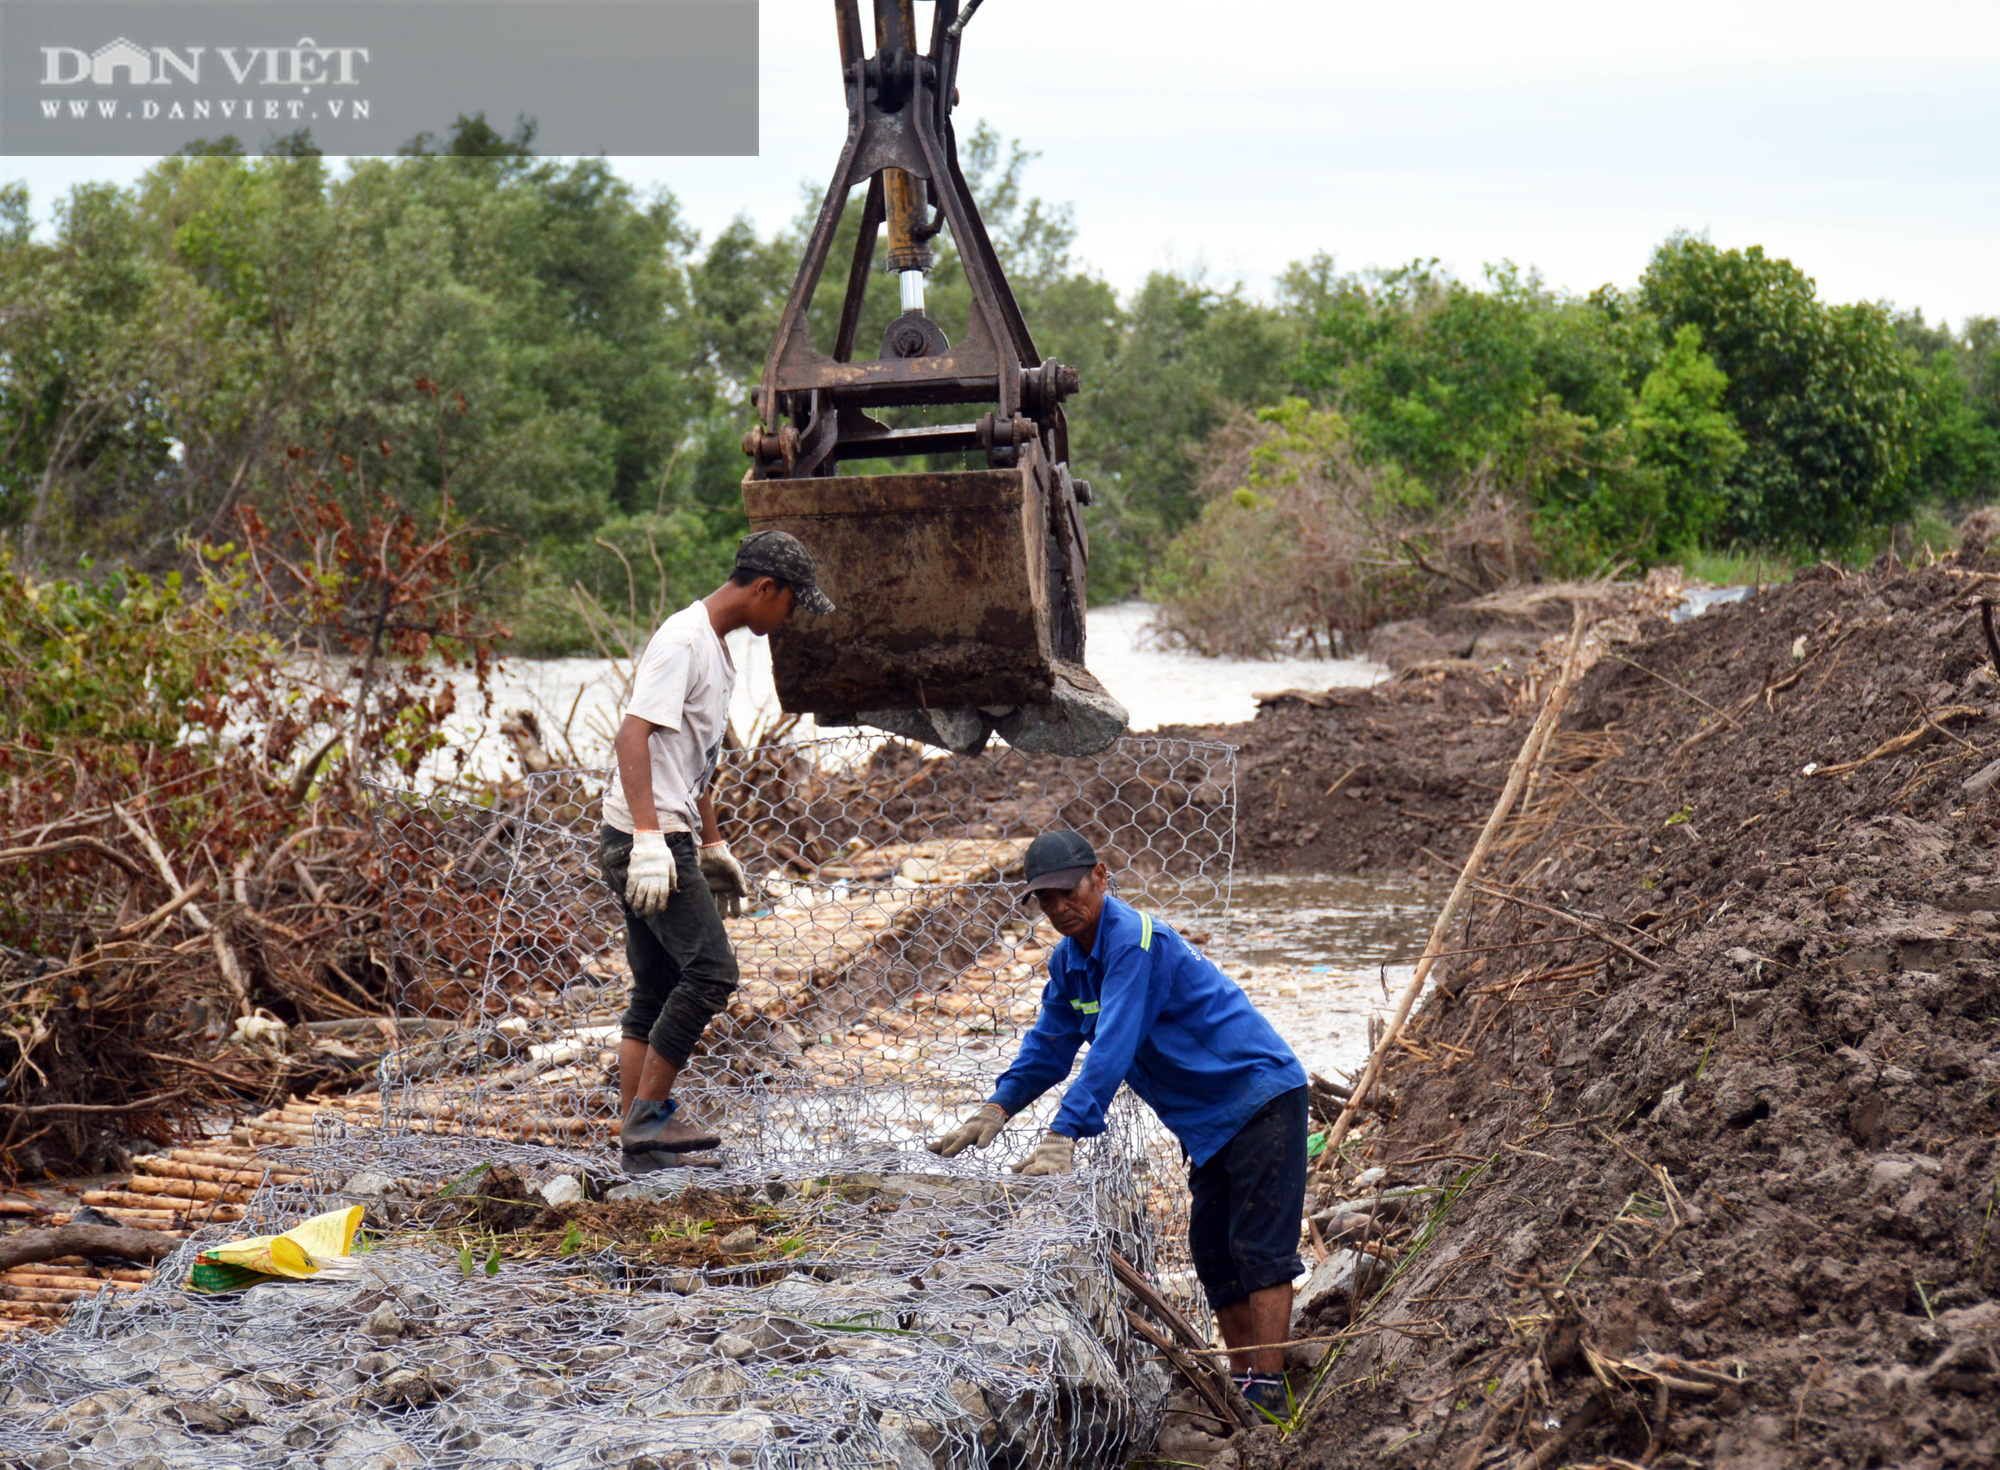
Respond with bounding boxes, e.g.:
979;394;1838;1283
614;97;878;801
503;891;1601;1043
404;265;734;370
0;735;1238;1470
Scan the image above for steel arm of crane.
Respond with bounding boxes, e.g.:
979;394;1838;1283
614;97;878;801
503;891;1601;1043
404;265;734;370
748;0;1077;480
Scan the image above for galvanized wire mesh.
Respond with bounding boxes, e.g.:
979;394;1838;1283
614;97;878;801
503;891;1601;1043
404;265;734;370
0;736;1237;1470
358;735;1235;1135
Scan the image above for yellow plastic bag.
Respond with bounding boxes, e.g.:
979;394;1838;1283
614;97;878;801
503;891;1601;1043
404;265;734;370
186;1205;364;1293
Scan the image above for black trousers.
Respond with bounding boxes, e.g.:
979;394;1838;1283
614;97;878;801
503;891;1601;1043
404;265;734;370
1186;1084;1309;1311
597;827;739;1068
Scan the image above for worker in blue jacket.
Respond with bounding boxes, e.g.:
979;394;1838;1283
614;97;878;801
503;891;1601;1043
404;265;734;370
929;828;1309;1415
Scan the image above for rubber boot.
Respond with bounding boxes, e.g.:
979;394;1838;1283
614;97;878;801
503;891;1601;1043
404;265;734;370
621;1096;721;1153
620;1144;688;1176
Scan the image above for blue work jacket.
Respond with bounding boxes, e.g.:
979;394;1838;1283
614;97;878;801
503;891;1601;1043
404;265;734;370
987;894;1306;1167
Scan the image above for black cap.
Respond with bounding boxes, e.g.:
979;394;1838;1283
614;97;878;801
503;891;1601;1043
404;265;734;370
735;530;834;616
1021;829;1100;895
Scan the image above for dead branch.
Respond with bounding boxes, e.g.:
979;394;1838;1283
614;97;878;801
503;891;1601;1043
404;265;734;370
1809;705;1984;778
1468;884;1664;973
0;1225;179;1272
0;1088;189;1116
0;835;148;878
1321;604;1593;1159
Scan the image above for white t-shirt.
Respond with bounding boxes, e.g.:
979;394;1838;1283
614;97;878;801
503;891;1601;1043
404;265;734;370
601;601;737;835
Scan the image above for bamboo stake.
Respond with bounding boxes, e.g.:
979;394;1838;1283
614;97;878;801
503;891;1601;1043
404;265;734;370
2;1271;148;1289
79;1191;245;1221
133;1157;303;1188
168;1148;306;1178
1319;605;1593;1163
121;1175;248;1204
0;1302;67;1320
0;1282;141;1304
86;1214;187;1233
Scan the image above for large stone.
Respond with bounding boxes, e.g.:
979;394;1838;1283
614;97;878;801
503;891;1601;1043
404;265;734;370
432;1404;486;1449
995;662;1130;756
855;706;994;755
877;1412;946;1470
1865;1152;1943;1198
619;1299;704;1341
537;1173;584;1206
1293;1248;1388;1325
673;1363;756;1409
712;1411;778;1467
320;1425;424;1470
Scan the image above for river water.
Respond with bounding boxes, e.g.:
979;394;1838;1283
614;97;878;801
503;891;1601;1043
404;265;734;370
1201;874;1437;1083
420;602;1425;1082
430;600;1387;778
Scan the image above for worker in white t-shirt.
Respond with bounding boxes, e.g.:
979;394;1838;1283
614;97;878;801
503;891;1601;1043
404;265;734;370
601;530;833;1168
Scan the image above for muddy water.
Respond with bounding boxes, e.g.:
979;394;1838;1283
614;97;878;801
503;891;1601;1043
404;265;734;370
406;602;1430;1088
1199;875;1439;1083
424;600;1386;781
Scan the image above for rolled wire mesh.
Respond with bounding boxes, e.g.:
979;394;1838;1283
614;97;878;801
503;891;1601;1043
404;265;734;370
0;735;1236;1470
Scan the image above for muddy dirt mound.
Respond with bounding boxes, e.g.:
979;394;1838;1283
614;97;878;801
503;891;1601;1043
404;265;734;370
1162;570;1695;878
1162;672;1522;876
1268;558;2000;1470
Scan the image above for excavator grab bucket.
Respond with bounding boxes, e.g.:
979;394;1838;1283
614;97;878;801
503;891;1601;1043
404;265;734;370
745;465;1052;712
738;0;1127;757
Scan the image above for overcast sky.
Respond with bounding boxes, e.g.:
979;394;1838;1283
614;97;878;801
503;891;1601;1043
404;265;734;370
8;0;1997;326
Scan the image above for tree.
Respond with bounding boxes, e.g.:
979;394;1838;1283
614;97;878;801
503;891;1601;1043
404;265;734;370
1640;235;1925;550
1896;310;2000;512
1536;323;1742;563
0;183;181;557
1074;272;1296;597
1287;260;1701;570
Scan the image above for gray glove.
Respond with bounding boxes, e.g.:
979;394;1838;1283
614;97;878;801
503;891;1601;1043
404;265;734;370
1011;1131;1075;1177
624;830;678;916
929;1103;1007;1158
698;842;752;918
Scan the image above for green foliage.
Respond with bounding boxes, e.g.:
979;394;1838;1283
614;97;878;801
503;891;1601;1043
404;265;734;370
1293;259;1552;481
1286;259;1697;572
1675;543;1793;586
1148;399;1533;655
1539;323;1743;565
1;120;730;652
1897;311;2000;512
8;122;1997;656
1631;326;1745;539
0;550;262;744
1075;273;1297;598
1640;236;1927;551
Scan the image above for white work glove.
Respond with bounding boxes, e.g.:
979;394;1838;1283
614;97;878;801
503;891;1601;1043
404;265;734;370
699;842;752;918
1011;1131;1075;1177
929;1103;1008;1158
624;830;679;916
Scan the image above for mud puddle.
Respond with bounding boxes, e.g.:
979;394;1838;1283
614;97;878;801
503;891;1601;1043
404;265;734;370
1198;875;1439;1082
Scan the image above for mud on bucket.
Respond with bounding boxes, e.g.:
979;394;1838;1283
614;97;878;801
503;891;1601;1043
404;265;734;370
744;466;1129;756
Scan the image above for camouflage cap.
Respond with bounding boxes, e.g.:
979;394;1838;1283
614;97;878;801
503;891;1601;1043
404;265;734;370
734;530;834;616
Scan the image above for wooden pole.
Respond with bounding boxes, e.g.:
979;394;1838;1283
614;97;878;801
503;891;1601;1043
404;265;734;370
0;1226;178;1273
1319;604;1593;1162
